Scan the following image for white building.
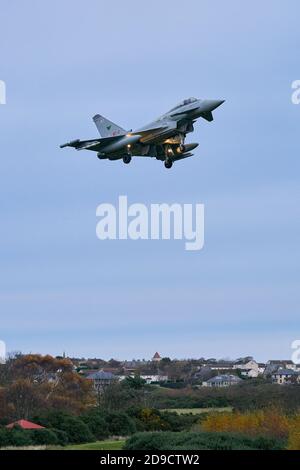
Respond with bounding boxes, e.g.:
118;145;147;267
239;368;259;378
140;374;168;384
232;359;261;378
118;374;168;384
233;359;259;372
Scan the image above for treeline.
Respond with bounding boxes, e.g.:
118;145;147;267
152;380;300;412
124;431;284;451
0;408;199;447
2;354;300;422
3;408;300;449
2;354;300;450
0;426;67;447
125;408;300;450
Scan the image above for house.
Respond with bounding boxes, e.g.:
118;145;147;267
122;359;147;369
258;363;266;374
152;352;162;362
233;359;260;378
202;374;242;388
193;366;216;382
6;419;45;430
239;368;259;378
265;360;299;376
233;359;259;371
271;368;300;385
79;367;120;377
140;374;168;384
118;374;168;384
86;370;117;393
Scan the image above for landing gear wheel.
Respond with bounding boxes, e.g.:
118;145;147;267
123;155;132;164
164;159;173;169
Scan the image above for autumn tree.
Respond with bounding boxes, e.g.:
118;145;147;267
0;354;95;421
201;408;290;440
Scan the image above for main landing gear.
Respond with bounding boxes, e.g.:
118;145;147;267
123;155;131;164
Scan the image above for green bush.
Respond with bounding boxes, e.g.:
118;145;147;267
10;427;33;446
124;431;285;451
160;411;199;432
0;426;33;447
153;383;300;413
52;428;69;446
104;411;136;436
152;393;230;410
81;410;109;440
30;428;59;445
34;409;137;443
0;425;71;448
34;411;95;444
129;408;198;433
160;382;187;390
0;428;14;447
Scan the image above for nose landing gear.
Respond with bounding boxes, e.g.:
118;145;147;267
164;158;173;169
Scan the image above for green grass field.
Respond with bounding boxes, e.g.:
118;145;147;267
162;407;232;415
63;440;125;450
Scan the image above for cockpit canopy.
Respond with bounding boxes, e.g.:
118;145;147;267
169;97;198;112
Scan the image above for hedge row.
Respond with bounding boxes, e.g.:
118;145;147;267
0;427;68;447
124;431;285;450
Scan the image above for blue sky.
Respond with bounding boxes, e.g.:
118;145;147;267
0;0;299;361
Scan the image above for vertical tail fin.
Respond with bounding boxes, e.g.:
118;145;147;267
93;114;126;138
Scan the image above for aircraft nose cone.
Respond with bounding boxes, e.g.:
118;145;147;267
207;99;225;111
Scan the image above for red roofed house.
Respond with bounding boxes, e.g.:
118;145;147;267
152;352;162;362
6;419;45;430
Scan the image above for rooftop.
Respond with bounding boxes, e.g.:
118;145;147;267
268;360;294;364
86;370;116;380
272;369;299;376
6;419;45;430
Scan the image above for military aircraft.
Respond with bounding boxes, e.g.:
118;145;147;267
60;97;224;169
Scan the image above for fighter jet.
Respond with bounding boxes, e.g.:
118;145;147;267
60;97;224;169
